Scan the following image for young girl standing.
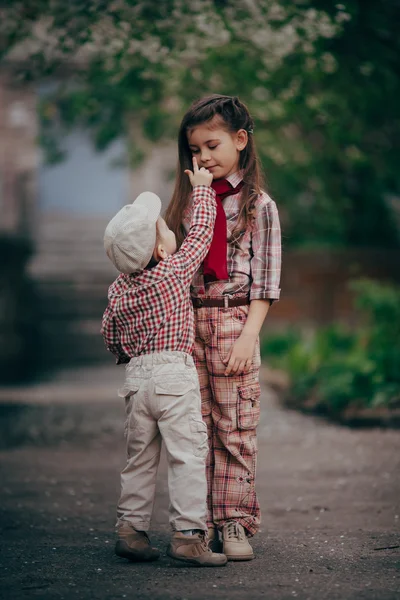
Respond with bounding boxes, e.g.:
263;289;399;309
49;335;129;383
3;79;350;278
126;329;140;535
165;95;281;561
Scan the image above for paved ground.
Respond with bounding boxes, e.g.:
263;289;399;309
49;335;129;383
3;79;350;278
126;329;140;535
0;365;399;600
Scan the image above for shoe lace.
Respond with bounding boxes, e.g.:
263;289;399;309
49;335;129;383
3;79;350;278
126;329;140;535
198;532;210;553
225;521;245;541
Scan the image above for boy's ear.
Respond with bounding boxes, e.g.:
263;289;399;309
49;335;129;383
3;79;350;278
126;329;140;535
236;129;248;151
154;244;167;261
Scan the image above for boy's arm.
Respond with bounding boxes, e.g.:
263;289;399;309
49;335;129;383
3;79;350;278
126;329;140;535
101;305;130;364
170;185;216;287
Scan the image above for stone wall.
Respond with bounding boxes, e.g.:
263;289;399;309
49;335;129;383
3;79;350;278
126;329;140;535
271;248;400;329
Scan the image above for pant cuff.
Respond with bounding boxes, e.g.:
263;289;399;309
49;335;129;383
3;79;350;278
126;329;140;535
172;519;207;532
116;518;150;531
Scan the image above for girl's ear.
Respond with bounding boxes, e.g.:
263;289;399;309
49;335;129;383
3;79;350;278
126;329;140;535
236;129;248;151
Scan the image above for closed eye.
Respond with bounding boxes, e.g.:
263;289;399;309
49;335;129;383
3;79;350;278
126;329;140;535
190;145;218;154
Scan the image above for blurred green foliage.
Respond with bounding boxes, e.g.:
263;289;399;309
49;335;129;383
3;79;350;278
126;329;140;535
2;1;400;247
261;279;400;416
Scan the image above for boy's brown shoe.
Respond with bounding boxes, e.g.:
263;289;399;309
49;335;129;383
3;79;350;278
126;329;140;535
115;521;160;562
167;532;227;567
222;521;254;561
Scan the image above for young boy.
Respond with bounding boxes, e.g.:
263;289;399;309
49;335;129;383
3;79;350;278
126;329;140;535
101;160;227;567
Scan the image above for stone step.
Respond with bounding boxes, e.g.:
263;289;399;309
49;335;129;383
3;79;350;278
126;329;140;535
28;215;125;367
40;320;110;365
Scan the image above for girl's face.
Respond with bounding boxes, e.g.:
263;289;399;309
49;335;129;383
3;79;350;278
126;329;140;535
187;118;248;180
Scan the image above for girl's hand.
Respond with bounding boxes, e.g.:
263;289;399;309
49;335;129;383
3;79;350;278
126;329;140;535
224;333;257;376
184;157;213;188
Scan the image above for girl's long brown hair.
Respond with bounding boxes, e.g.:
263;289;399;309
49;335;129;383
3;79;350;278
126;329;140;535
165;94;265;247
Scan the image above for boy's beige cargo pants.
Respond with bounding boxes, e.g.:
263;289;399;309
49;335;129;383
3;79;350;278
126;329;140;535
116;351;208;532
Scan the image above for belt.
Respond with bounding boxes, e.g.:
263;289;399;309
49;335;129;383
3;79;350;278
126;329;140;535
191;295;250;308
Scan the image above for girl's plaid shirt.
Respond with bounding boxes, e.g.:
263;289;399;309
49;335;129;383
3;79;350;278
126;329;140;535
183;171;282;301
101;186;216;364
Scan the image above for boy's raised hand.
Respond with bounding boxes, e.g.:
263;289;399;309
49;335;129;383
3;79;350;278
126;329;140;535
185;157;213;188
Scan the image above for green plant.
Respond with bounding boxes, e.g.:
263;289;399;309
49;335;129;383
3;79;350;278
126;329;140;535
352;279;400;386
261;279;400;417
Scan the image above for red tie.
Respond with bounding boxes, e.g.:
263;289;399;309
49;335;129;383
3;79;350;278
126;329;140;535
203;179;244;283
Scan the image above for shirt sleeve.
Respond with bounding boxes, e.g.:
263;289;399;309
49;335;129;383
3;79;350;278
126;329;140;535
170;185;216;288
250;197;281;302
101;305;130;364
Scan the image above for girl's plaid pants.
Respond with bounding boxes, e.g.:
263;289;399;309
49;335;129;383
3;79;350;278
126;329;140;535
193;304;261;536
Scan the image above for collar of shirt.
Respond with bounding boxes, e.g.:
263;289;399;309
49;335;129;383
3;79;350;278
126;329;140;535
225;170;244;189
108;261;171;298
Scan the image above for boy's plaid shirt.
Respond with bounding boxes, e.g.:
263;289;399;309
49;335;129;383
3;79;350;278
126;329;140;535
183;172;281;301
101;186;216;364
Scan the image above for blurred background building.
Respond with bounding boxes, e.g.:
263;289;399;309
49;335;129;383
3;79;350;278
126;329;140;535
0;71;177;382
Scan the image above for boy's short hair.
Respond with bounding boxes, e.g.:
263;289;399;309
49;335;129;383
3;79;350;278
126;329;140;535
104;192;161;274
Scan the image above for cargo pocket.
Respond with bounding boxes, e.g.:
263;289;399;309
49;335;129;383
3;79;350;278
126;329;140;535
237;383;261;430
120;384;140;438
189;416;209;458
230;305;249;324
118;380;140;399
154;378;195;396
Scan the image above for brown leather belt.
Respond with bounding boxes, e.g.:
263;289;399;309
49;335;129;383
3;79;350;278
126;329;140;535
191;296;250;309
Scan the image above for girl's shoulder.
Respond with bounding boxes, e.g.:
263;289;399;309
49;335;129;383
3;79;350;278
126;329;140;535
254;190;278;209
